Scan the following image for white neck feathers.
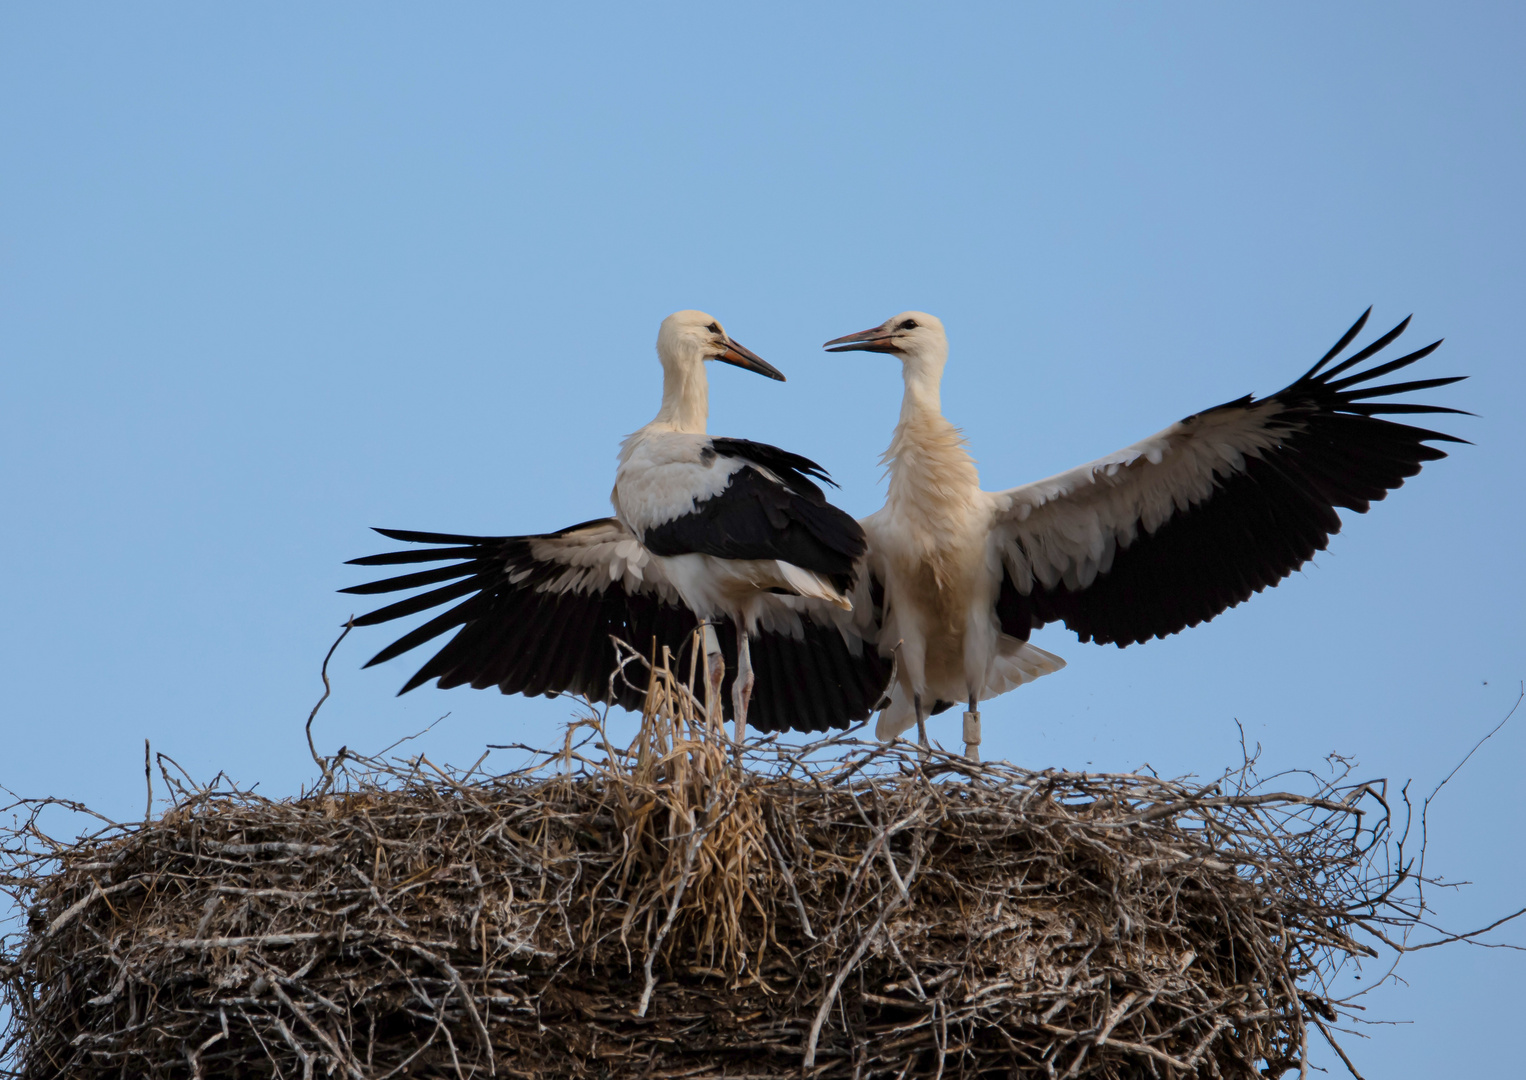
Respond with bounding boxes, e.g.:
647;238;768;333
881;353;983;551
647;358;710;434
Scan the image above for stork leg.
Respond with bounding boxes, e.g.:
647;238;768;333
731;628;755;765
963;693;981;763
913;693;930;762
701;623;725;732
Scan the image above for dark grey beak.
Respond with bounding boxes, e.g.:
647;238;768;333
824;326;901;354
713;338;786;381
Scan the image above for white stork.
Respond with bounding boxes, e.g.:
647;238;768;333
824;309;1466;758
344;311;890;741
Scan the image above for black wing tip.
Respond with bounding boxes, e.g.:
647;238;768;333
1344;373;1468;400
1325;340;1450;393
709;436;838;490
371;526;488;545
1305;306;1374;378
1350;403;1477;421
1315;313;1422;384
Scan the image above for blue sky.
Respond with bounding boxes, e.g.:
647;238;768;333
3;4;1522;1075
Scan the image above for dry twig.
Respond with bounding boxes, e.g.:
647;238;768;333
0;637;1508;1079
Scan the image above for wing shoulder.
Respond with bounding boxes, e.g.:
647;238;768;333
707;437;836;501
641;443;866;589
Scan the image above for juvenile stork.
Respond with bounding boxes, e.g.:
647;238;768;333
825;309;1466;759
345;311;888;742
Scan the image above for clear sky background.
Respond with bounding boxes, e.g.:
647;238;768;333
3;4;1522;1075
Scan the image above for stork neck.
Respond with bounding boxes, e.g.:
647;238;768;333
650;360;710;434
898;363;944;423
883;356;978;508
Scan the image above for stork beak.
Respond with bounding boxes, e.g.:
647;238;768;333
824;326;900;354
713;338;786;381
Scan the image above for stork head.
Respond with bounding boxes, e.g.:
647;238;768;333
824;311;948;380
657;310;784;381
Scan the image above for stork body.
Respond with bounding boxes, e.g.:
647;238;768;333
862;373;1062;754
347;311;888;740
612;433;855;628
837;315;1065;753
827;310;1466;757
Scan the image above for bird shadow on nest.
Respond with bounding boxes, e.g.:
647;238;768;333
1;630;1521;1080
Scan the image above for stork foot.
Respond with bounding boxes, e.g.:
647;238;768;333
728;628;756;773
963;708;981;763
730;664;754;765
701;624;725;732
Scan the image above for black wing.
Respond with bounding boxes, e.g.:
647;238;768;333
344;519;697;707
642;439;866;593
714;613;892;734
344;518;890;731
707;437;837;498
993;309;1468;647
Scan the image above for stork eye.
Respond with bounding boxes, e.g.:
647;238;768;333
706;322;721;334
898;319;918;330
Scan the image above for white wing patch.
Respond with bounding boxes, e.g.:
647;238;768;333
991;400;1291;593
527;520;681;602
612;431;746;535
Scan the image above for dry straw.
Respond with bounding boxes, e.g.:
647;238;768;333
0;634;1501;1079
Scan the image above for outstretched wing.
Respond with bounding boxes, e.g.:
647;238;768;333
344;517;891;731
989;310;1468;646
344;518;697;708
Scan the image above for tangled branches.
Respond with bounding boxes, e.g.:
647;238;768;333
0;644;1466;1078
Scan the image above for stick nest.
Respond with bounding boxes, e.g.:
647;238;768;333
3;651;1419;1079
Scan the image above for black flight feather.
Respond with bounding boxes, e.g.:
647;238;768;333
1013;311;1466;648
642;449;866;594
344;516;886;733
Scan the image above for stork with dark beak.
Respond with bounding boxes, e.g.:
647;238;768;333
827;309;1465;759
345;311;889;749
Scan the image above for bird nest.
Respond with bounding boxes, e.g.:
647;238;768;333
2;647;1428;1079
